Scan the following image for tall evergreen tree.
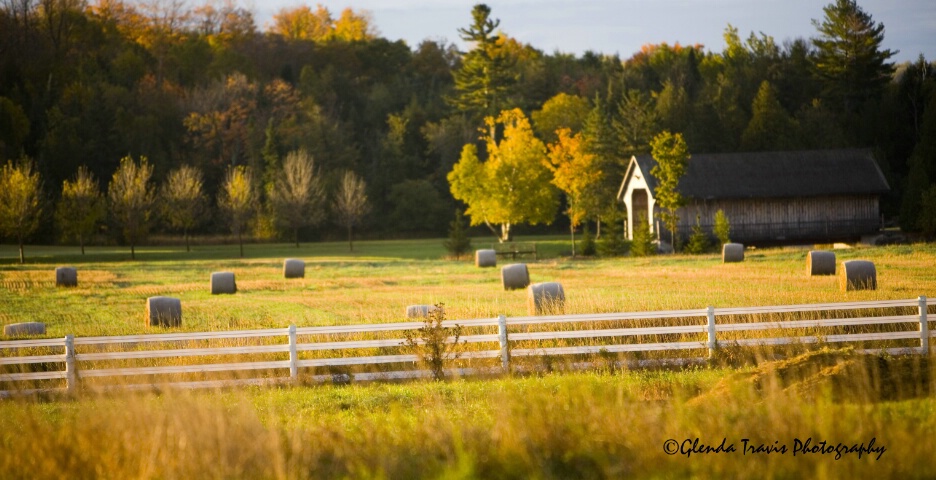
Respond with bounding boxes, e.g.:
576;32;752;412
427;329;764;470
741;81;800;151
449;4;516;122
812;0;896;113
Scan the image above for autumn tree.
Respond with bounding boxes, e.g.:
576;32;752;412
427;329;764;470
270;4;332;41
531;92;590;144
160;164;208;252
0;158;43;264
546;128;602;256
333;170;369;252
448;108;558;242
218;165;254;258
56;166;105;255
108;155;156;260
812;0;896;113
270;149;326;247
650;131;690;252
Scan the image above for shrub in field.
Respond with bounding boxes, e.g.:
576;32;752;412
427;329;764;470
402;303;463;380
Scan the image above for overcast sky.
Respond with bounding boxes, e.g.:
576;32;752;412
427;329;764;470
251;0;935;63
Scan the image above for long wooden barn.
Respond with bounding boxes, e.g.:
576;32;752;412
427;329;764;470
616;149;891;245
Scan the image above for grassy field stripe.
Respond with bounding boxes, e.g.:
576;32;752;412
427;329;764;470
74;329;289;345
0;354;63;365
717;314;920;332
508;325;705;341
0;370;67;381
510;341;706;357
507;309;709;325
714;298;919;315
730;331;921;347
77;360;290;378
77;344;291;361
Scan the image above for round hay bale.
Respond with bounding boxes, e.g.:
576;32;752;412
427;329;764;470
405;304;441;319
210;271;237;294
807;250;836;276
501;263;530;291
147;296;182;327
475;249;496;267
3;322;46;337
283;259;305;279
841;260;877;291
527;282;565;316
722;243;744;263
55;266;78;287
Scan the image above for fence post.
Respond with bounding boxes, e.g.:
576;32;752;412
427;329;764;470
920;296;929;353
707;306;717;358
498;315;510;372
288;324;298;379
64;335;76;392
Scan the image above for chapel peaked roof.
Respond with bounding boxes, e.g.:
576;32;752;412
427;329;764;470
622;148;890;200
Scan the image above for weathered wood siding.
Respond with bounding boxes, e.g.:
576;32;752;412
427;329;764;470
667;195;881;243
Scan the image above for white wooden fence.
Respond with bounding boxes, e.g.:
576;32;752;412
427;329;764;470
1;297;932;397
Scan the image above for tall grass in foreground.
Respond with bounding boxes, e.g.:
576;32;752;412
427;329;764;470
0;350;933;479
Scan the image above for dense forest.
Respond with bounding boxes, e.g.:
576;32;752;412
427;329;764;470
1;0;935;249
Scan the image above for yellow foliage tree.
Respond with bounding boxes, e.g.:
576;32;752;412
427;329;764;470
0;158;42;264
448;108;558;242
546;128;603;255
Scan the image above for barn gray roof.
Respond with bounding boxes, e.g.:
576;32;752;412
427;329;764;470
624;149;890;200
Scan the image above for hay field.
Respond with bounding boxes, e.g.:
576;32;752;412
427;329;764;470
1;239;935;478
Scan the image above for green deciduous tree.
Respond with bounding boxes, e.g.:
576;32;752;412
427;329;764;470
448;108;558;242
56;166;105;255
650;131;690;252
270;149;326;247
160;165;208;252
333;170;369;252
218;165;254;258
531;92;590;144
108;155;156;260
812;0;896;113
0;158;42;263
714;209;732;246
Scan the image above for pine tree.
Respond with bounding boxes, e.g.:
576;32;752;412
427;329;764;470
685;215;710;254
443;209;473;260
630;213;655;257
812;0;896;113
598;208;627;257
449;4;516;122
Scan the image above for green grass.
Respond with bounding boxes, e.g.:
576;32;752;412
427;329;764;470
1;238;935;478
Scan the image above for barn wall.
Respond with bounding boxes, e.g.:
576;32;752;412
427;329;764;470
671;195;881;243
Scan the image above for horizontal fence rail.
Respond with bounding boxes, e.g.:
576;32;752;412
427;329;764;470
1;297;933;397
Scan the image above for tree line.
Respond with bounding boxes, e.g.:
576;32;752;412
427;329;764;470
0;151;368;262
1;0;935;256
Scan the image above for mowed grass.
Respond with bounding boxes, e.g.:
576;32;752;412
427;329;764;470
1;238;936;479
1;239;933;337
